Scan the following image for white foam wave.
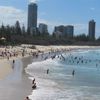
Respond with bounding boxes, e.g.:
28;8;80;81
25;49;100;100
29;85;100;100
25;58;62;77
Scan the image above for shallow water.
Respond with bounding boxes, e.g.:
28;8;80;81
26;49;100;100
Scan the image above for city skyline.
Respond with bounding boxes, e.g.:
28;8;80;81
0;0;100;37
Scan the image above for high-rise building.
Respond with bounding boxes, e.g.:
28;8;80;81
39;23;48;34
65;25;74;38
88;20;96;40
54;25;65;34
54;25;74;38
28;3;37;34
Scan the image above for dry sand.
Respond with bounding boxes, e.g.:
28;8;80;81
0;56;33;100
0;60;12;79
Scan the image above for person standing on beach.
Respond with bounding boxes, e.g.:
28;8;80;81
12;60;15;69
13;60;15;64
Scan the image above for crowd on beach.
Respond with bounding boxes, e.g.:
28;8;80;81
0;46;25;60
0;45;97;100
0;45;70;100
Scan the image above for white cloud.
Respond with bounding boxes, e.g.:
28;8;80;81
0;6;27;27
74;24;88;35
74;24;87;31
90;7;95;11
29;0;37;3
0;6;91;35
28;0;43;3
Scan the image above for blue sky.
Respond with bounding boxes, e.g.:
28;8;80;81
0;0;100;37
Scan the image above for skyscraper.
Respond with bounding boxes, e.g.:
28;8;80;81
54;25;65;34
65;25;74;38
88;20;96;40
54;25;74;38
28;3;37;34
39;23;48;34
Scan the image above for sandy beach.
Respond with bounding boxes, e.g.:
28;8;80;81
0;45;99;100
0;60;12;79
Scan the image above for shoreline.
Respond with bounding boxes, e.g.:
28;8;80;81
0;45;100;100
25;46;100;100
0;55;33;100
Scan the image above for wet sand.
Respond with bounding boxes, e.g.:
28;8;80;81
0;60;12;79
0;56;33;100
0;49;64;100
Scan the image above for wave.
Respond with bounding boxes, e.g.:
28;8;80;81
25;49;100;100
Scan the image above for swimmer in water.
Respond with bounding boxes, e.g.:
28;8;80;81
72;70;75;76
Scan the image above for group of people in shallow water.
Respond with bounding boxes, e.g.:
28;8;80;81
32;78;37;89
25;69;50;100
60;53;100;68
24;49;76;100
25;78;37;100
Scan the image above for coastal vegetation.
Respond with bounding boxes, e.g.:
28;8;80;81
0;21;100;46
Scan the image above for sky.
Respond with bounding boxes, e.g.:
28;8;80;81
0;0;100;37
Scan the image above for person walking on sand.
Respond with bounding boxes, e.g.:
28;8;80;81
12;60;15;69
13;60;15;64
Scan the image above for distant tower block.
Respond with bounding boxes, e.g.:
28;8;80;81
88;20;96;40
39;23;48;34
28;3;38;34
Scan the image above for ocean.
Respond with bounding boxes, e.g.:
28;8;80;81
26;49;100;100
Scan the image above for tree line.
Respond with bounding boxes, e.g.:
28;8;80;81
0;20;100;45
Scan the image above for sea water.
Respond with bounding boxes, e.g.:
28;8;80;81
26;49;100;100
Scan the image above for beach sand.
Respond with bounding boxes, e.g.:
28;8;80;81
0;60;12;79
0;56;33;100
0;45;99;100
